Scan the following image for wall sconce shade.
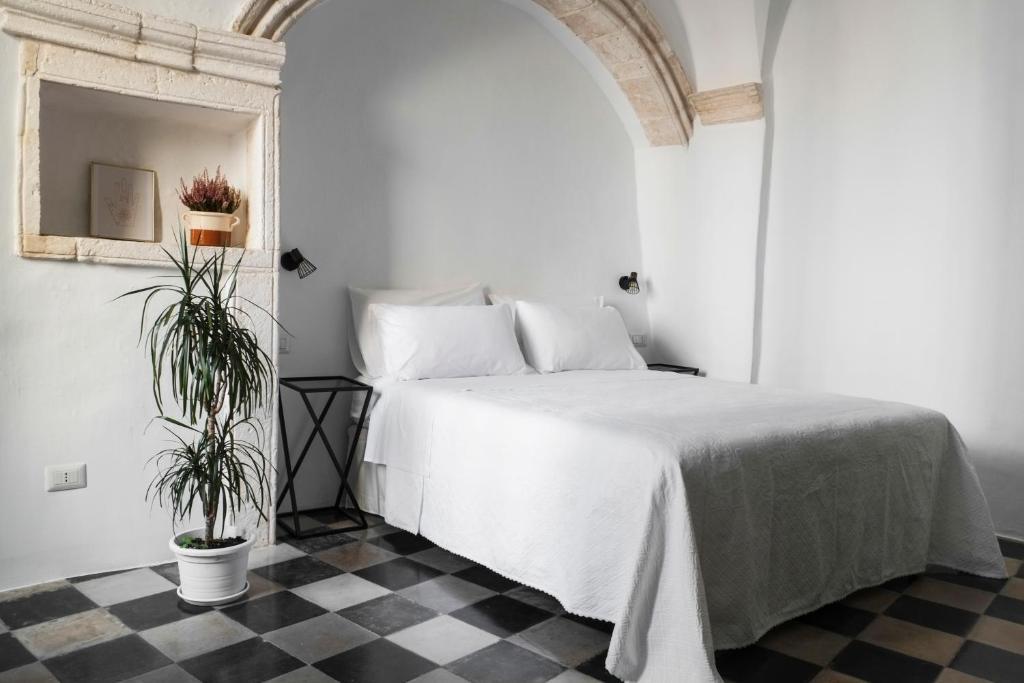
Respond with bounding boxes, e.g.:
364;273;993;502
619;271;640;295
281;248;316;279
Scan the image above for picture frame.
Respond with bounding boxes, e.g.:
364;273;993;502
89;162;156;242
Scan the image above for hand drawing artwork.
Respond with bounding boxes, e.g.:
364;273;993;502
90;163;156;241
105;178;140;228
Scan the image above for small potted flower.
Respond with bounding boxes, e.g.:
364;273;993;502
178;167;242;247
121;235;277;605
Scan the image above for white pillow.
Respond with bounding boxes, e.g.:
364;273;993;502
488;293;603;322
515;302;646;373
371;303;529;381
348;284;485;378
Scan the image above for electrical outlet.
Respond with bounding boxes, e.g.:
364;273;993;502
631;333;648;348
278;335;292;354
45;463;87;492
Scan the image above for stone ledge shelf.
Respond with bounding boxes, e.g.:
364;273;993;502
0;0;286;87
21;234;276;270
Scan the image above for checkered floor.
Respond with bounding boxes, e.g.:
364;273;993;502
1;513;1022;683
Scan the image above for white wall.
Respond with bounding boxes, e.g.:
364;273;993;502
277;0;652;507
0;0;275;591
759;0;1024;538
0;34;210;590
648;0;762;91
637;121;765;380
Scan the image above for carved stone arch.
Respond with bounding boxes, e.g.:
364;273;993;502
233;0;695;146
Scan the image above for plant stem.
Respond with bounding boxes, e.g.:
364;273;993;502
204;375;225;545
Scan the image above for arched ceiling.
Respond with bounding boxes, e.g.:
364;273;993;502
232;0;763;147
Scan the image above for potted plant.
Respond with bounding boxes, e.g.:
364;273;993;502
178;167;242;248
122;236;276;605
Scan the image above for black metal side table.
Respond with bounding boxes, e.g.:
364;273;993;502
277;376;373;538
648;363;700;376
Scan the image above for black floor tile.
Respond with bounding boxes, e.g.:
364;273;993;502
353;558;443;591
251;556;343;589
798;602;876;637
884;595;979;636
220;591;326;634
315;638;436;683
303;508;355;525
880;575;917;593
43;634;171;683
368;531;435;556
283;532;356;555
575;651;619;683
931;570;1007;594
951;640;1024;683
150;562;180;586
0;586;98;630
338;594;437;636
453;566;518;593
715;645;820;683
985;595;1024;626
563;613;615;635
447;640;564;683
450;595;554;638
998;538;1024;560
831;641;941;683
0;633;35;673
107;589;210;631
180;637;303;683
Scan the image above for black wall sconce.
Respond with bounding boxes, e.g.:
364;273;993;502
619;271;640;295
281;248;317;279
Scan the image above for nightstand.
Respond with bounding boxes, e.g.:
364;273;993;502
277;376;373;538
648;363;700;376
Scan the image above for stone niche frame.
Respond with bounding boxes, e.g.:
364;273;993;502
0;0;286;544
0;0;285;268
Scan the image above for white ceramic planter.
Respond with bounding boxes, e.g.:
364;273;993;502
170;527;254;606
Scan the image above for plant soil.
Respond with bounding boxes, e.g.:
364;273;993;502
177;535;246;550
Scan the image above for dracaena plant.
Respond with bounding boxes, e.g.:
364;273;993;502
177;166;242;214
121;234;277;546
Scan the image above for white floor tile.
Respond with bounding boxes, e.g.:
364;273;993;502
263;613;377;663
398;575;495;614
74;569;176;607
291;574;390;612
14;608;130;659
247;543;306;569
387;615;500;665
547;671;605;683
266;667;338;683
408;670;472;683
140;611;254;661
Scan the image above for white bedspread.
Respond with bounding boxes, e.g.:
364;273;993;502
363;371;1004;682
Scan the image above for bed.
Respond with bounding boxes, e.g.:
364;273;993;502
359;369;1005;683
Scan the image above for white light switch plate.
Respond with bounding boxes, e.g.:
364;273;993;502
631;333;648;348
45;463;87;492
278;335;291;354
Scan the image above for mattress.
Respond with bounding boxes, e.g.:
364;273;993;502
363;370;1004;683
348;374;391;425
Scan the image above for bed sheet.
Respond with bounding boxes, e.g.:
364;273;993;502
363;370;1004;682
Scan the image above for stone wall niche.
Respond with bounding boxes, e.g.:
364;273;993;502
1;0;285;268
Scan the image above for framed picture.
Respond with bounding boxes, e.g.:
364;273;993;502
90;162;156;242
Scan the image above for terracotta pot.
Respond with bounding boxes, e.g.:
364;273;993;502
182;211;240;247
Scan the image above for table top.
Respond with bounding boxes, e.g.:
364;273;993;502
279;376;371;393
